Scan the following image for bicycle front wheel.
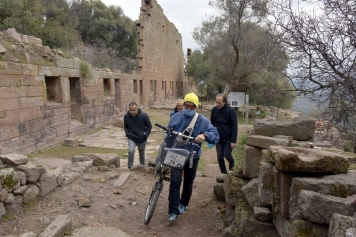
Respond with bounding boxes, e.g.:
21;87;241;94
144;182;162;225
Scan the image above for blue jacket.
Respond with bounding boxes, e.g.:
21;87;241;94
165;112;219;158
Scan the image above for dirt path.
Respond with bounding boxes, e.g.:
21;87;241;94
0;144;226;237
1;107;252;237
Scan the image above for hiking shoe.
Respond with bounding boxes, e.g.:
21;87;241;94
168;214;178;221
178;204;187;214
229;161;235;171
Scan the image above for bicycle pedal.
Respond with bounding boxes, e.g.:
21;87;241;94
163;176;171;181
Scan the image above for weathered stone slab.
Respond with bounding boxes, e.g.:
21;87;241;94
28;36;42;45
71;227;128;237
258;162;273;205
243;145;262;179
39;168;64;197
113;173;130;188
289;219;328;237
242;178;262;208
328;213;356;237
64;138;79;147
254;206;272;222
268;146;349;174
3;28;22;43
289;171;356;221
233;194;279;237
23;184;39;204
0;44;6;54
85;153;120;168
14;162;44;183
298;190;356;224
252;116;316;141
223;174;248;206
0;153;29;165
4;195;23;214
39;215;72;237
245;135;292;149
271;167;297;219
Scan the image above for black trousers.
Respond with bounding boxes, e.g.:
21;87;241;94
168;158;199;215
216;141;234;174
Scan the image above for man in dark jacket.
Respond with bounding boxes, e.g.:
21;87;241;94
124;102;152;169
170;99;184;117
210;93;238;174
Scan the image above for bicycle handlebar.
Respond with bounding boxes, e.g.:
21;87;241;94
155;123;195;140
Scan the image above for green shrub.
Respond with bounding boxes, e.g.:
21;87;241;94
80;61;92;77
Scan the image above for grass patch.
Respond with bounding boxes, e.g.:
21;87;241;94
28;145;125;160
233;132;248;169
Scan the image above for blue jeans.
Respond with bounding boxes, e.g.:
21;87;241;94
168;158;199;215
216;141;234;174
127;138;147;168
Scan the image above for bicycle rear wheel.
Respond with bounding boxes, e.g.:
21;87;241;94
144;181;162;225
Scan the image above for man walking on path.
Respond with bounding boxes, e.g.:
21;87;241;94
210;93;238;174
124;102;152;169
165;92;219;221
170;99;184;117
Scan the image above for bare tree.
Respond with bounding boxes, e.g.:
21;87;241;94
193;0;288;98
270;0;356;151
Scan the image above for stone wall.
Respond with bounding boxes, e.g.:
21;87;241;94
1;1;188;156
136;0;187;105
215;117;356;237
0;29;142;155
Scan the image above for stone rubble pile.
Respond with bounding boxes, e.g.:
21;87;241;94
214;117;356;237
0;153;120;220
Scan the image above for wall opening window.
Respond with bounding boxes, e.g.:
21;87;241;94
69;77;83;123
115;79;121;109
150;80;154;92
45;77;62;103
103;79;111;96
133;80;138;93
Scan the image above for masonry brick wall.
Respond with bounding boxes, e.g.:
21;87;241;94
1;1;188;155
137;0;187;105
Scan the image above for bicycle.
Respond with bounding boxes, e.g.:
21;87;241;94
143;123;196;225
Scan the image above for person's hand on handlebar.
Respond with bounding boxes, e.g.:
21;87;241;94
195;134;206;143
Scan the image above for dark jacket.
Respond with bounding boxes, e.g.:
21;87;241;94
124;109;152;143
170;107;180;117
210;104;238;143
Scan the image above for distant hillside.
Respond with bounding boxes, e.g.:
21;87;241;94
291;96;319;116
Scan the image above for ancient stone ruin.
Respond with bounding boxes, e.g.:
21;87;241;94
215;117;356;237
0;0;187;156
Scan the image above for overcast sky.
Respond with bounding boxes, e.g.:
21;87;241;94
101;0;216;53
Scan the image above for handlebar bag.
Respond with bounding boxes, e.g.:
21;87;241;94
162;148;190;169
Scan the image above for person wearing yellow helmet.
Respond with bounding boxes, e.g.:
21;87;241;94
165;92;219;221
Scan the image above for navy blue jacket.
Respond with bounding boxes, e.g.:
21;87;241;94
165;112;219;158
124;109;152;143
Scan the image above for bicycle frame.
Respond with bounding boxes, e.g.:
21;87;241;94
143;123;197;225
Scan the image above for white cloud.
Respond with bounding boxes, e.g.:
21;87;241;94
101;0;215;53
